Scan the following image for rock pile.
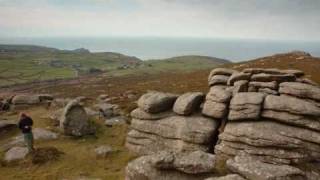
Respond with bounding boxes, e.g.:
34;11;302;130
126;91;219;155
125;67;320;180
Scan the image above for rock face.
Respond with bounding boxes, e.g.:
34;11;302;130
125;67;320;180
60;100;95;136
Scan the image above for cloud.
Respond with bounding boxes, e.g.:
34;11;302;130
0;0;319;40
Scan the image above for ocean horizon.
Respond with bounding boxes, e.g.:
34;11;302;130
1;36;320;62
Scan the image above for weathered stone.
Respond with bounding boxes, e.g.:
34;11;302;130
206;86;232;103
130;115;218;145
262;110;320;131
4;147;29;162
279;82;320;101
126;155;213;180
60;100;94;136
94;145;113;158
281;69;304;77
243;68;283;75
130;108;174;120
228;73;251;86
233;80;248;94
258;88;278;95
126;129;210;155
12;95;40;105
137;92;178;113
202;101;228;119
296;78;318;86
228;93;265;121
94;103;119;118
251;73;296;83
205;174;246;180
208;68;237;81
209;75;229;86
226;155;305;180
249;81;278;90
173;92;204;115
264;95;320;116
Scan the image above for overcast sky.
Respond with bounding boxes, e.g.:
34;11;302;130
0;0;319;41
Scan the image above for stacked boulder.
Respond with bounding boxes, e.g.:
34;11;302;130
126;91;220;155
125;67;320;180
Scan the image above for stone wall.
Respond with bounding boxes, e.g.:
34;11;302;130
125;68;320;180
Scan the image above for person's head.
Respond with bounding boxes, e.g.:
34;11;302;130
20;112;27;118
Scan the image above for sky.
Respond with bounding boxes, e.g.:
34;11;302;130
0;0;320;41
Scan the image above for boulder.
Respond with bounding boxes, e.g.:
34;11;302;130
130;108;174;120
208;68;237;81
94;103;119;118
126;115;219;155
262;110;320;131
12;95;40;105
209;75;229;86
243;68;283;75
173;92;204;115
202;101;228;119
251;73;296;83
205;174;246;180
60;100;95;136
228;73;251;86
94;145;113;158
228;92;265;121
279;82;320;101
151;151;216;174
281;69;304;77
206;86;232;103
137;92;178;113
126;155;213;180
226;155;305;180
4;146;29;162
264;95;320;116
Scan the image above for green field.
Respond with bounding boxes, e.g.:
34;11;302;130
0;45;230;86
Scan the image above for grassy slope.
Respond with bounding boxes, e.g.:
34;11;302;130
1;51;319;180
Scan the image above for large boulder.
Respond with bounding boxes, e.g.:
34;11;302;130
125;151;216;180
279;82;320;101
130;108;174;120
228;72;251;86
137;92;178;113
228;92;265;121
208;68;237;81
264;95;320;116
251;73;296;83
173;92;204;115
4;146;29;162
126;115;219;155
60;100;95;136
209;75;229;86
226;155;305;180
12;95;40;105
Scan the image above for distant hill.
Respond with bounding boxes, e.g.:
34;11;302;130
0;45;230;86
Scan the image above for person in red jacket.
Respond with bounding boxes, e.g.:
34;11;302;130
18;113;34;153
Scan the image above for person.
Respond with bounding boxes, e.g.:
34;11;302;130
18;113;35;153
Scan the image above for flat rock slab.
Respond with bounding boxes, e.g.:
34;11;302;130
137;92;178;113
130;108;174;120
226;155;305;180
208;68;237;81
209;75;229;86
279;82;320;101
251;73;296;83
264;95;320;116
228;72;251;86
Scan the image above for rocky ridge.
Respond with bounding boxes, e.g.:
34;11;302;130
125;67;320;180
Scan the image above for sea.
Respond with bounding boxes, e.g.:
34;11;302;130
1;36;320;62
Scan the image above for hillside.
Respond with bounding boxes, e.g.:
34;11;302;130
0;45;230;86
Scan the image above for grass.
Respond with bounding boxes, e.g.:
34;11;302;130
0;106;137;180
